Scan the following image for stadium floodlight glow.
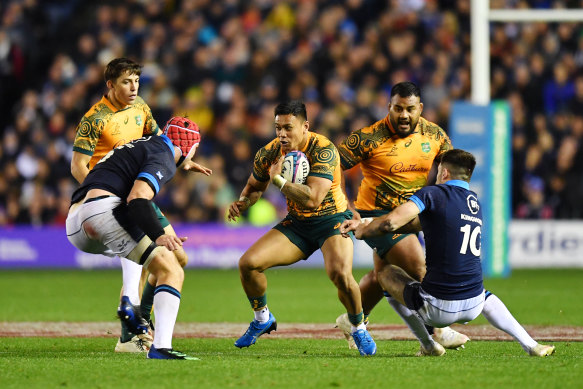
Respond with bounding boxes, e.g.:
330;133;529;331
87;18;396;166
471;0;583;105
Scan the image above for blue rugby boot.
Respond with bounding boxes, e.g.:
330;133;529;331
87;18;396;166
117;296;149;336
352;329;377;356
234;312;277;348
147;345;200;360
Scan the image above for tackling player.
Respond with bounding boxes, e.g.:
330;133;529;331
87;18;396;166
341;149;555;357
336;81;468;352
227;100;376;356
66;117;206;359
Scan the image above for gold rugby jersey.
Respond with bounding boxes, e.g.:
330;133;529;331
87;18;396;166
253;132;347;219
338;115;452;211
73;96;159;169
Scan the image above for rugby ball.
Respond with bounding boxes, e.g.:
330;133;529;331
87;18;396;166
281;151;310;184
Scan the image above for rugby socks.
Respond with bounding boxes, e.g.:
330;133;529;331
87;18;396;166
119;258;143;342
481;291;538;352
248;295;271;322
348;311;366;332
140;280;156;322
153;285;181;349
385;291;434;349
120;258;142;305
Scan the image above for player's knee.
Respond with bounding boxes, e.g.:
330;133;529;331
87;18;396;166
328;267;351;291
149;249;183;282
238;252;265;273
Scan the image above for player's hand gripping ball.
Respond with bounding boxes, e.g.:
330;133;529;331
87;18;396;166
281;151;310;184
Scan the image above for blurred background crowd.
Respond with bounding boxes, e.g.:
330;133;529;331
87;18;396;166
1;0;582;227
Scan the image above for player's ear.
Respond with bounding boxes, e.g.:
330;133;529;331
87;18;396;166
106;79;113;89
303;120;309;133
418;102;423;114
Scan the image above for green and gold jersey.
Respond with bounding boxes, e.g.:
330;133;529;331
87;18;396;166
72;96;159;170
253;131;347;219
338;115;452;211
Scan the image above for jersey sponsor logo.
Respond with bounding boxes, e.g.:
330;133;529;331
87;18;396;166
389;162;428;174
135;116;142;126
421;142;431;153
156;171;163;180
466;194;480;214
461;213;482;225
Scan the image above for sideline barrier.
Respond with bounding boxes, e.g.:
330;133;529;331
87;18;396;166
0;221;581;269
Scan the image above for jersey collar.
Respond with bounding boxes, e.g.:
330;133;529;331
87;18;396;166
160;134;176;155
445;180;469;190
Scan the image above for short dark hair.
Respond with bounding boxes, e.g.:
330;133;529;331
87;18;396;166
274;100;308;122
439;149;476;182
104;58;142;82
390;81;421;99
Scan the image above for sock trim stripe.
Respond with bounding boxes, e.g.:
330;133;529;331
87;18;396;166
154;284;181;299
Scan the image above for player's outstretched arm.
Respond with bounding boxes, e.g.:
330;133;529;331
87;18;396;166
359;201;421;239
227;174;268;221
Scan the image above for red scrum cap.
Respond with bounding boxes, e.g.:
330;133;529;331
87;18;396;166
163;116;201;166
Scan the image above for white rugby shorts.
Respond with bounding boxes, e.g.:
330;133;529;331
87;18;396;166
413;285;485;328
66;196;158;267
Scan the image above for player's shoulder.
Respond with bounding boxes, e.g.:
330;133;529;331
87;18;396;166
340;117;391;150
83;97;113;120
418;117;448;138
309;131;334;147
133;95;150;109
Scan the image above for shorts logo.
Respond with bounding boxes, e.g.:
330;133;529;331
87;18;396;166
333;222;341;230
282;220;292;227
117;239;129;251
392;234;402;240
421;142;431;153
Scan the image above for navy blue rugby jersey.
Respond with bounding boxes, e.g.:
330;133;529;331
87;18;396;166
71;135;176;204
409;180;484;300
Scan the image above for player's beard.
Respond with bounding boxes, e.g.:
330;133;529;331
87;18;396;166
390;116;418;138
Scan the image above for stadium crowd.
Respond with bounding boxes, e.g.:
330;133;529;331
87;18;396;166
1;0;582;226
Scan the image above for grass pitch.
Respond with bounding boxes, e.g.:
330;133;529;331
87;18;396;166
0;268;582;388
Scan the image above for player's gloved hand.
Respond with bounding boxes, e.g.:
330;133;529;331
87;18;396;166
155;234;187;251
